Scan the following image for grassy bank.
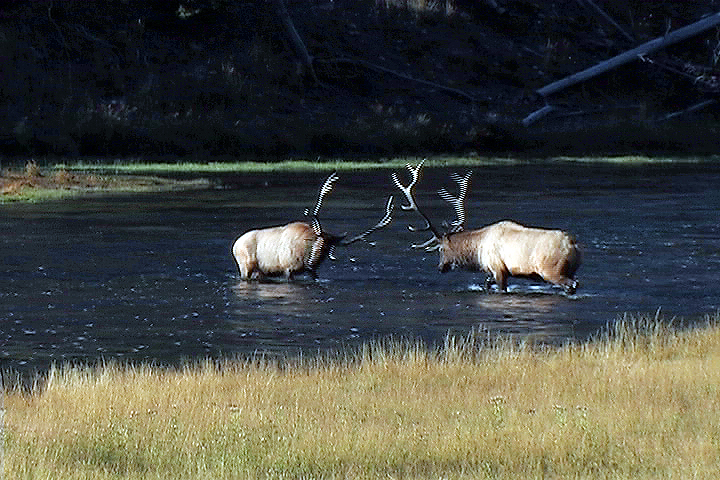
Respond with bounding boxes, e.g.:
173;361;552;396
4;312;720;479
4;154;719;203
5;154;697;203
52;154;720;174
0;160;210;203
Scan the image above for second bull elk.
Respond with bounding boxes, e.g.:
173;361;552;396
393;161;581;294
232;173;394;281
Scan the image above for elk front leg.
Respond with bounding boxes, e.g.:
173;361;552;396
238;261;257;282
559;277;578;295
544;272;578;295
492;269;508;293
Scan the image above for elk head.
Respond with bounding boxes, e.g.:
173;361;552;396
306;171;394;267
393;161;490;275
392;159;471;259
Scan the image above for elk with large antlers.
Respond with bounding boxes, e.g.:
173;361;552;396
232;173;394;281
393;161;581;294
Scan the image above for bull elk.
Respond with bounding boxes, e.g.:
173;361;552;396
232;172;394;281
392;161;581;294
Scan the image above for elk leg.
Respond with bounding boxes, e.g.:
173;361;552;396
493;270;508;293
239;263;255;282
545;273;578;295
484;275;495;291
560;278;578;295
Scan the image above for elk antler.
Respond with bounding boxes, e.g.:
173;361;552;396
306;172;340;235
341;195;395;245
391;160;442;250
438;171;472;233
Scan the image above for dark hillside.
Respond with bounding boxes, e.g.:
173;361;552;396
2;0;719;160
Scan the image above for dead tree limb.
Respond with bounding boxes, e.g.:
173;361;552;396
319;57;479;103
659;99;717;122
521;105;555;126
273;0;318;84
576;0;634;44
536;11;720;98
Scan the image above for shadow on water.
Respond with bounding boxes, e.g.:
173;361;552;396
2;163;720;379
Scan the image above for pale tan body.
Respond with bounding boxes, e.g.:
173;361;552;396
232;173;394;283
440;220;581;293
232;222;324;281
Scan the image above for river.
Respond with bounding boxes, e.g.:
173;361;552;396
2;162;719;378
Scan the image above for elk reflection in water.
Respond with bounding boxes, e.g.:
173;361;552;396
231;280;319;318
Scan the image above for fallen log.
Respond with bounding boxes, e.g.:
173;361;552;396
317;57;479;103
536;11;720;98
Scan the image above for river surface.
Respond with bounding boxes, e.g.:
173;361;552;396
2;162;719;377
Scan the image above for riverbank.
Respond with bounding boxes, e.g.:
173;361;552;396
0;160;210;203
5;312;720;479
4;155;718;203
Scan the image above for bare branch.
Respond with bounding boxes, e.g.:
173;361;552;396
273;0;318;84
576;0;635;44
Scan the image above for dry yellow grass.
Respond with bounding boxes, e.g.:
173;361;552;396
4;312;720;479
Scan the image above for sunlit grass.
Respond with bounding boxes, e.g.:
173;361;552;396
5;312;720;479
5;155;718;203
53;156;514;174
51;154;716;175
553;155;720;164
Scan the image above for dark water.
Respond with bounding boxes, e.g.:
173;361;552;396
2;163;719;377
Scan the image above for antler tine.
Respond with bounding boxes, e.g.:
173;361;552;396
413;236;442;251
341;195;395;245
391;160;442;248
438;171;472;232
391;165;427;231
310;216;323;236
451;171;472;200
391;161;424;211
310;171;340;218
